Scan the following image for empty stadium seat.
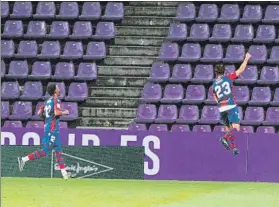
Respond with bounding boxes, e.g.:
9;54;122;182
176;105;199;124
253;25;276;43
10;2;32;19
102;2;124;21
232;24;254;42
24;21;47;38
235;86;250;105
263;107;279;125
1;1;10;18
178;43;201;62
15;40;38;58
47;21;70;39
60;102;79;121
79;2;101;20
93;22;116;40
84;42;106;60
171;124;190;132
204;86;215;105
240;126;254;133
248;45;267;64
135;104;157;123
29;61;51;80
6;60;29;79
65;82;88;101
191;64;214;83
74;62;97;81
188;24;210;41
1;101;10;119
218;4;240;22
70;21;93;39
262;5;279;23
166;23;187;41
155;105;178;124
200;44;223;62
183;85;206;104
249;87;271;105
257;66;279;85
161;84;184;103
235;65;258;84
1;40;15;58
175;3;196;21
60;41;83;60
26;121;44;129
256;126;276;133
148;62;170;82
38;41;61;59
271;88;279;106
192;125;211;133
267;46;279;64
196;4;218;22
242;107;264;125
149;124;168;132
56;2;79;20
128;123;147;131
209;24;232;42
240;5;262;23
158;42;179;61
3;121;23;128
223;45;245;63
199;105;220;124
169;64;192;83
34;2;56;19
20;81;43;101
9;101;32;120
52;62;75;80
140;83;162;103
2;20;23;38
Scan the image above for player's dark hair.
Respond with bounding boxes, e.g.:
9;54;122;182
47;83;57;96
214;64;225;75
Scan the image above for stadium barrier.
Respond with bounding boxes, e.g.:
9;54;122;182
1;128;279;182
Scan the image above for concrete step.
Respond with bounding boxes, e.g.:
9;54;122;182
108;45;160;56
81;97;139;108
89;87;142;98
122;16;173;26
125;6;176;17
104;56;156;66
114;36;165;46
80;107;136;118
94;76;147;87
98;66;150;77
129;2;179;7
116;26;168;36
77;117;133;128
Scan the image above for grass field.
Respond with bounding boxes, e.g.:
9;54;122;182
2;178;279;207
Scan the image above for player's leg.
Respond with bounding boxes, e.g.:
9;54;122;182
227;107;241;155
219;111;231;150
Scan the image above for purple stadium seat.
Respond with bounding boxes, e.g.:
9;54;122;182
183;85;206;104
43;82;66;100
102;2;124;20
191;64;214;83
93;22;116;40
231;25;254;42
257;66;279;85
84;42;106;60
235;86;250;105
47;21;70;39
169;64;192;83
1;101;10;119
65;82;88;101
26;121;44;129
209;24;232;42
224;65;236;75
149;124;168;132
140;83;162;103
263;107;279;125
158;42;179;61
178;43;201;62
56;2;78;19
52;62;75;80
249;87;271;105
175;3;196;21
223;45;245;63
1;60;6;78
79;2;101;20
242;107;264;125
24;21;47;38
1;1;9;18
204;86;215;104
31;102;44;120
196;4;218;22
34;2;56;19
262;5;279;23
267;46;279;64
148;62;170;82
155;105;178;124
128;123;147;131
199;105;220;124
60;41;83;60
271;88;279;106
3;121;23;128
166;23;187;41
171;124;190;132
10;2;32;19
38;41;61;59
240;5;262;23
9;101;32;120
1;82;20;100
59;122;68;129
29;61;51;80
60;102;79;121
161;84;184;103
234;65;258;84
193;125;212;133
256;126;276;134
135;104;157;123
74;62;97;81
253;25;276;43
213;125;227;133
218;4;240;22
176;105;199;124
200;44;223;62
70;21;93;39
1;40;15;58
188;24;210;41
240;126;254;133
2;20;23;38
248;45;267;64
15;41;38;58
20;81;43;101
6;60;28;79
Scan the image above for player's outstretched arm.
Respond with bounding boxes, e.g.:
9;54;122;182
235;53;252;77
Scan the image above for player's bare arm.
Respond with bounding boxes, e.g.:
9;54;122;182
235;53;252;77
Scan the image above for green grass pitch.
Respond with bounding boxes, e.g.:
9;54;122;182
2;178;279;207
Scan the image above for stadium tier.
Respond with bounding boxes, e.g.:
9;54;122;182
1;1;279;133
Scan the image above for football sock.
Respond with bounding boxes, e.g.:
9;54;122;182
23;149;47;162
224;130;237;149
55;151;65;170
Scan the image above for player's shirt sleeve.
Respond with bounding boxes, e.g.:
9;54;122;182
226;72;237;81
54;98;62;115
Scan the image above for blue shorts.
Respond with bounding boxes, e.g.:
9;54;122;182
220;107;240;127
42;131;62;154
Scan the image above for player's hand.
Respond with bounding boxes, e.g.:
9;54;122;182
63;109;69;115
245;53;252;60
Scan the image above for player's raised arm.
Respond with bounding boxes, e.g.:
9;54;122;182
235;53;252;77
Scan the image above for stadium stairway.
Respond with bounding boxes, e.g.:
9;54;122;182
79;2;179;128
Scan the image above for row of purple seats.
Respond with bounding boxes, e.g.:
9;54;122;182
176;3;279;23
1;60;97;81
2;40;107;60
1;81;88;101
2;120;68;129
1;101;78;121
167;23;279;44
135;104;279;125
128;123;278;134
158;42;278;64
141;83;279;106
2;21;116;40
1;2;124;21
148;63;279;85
